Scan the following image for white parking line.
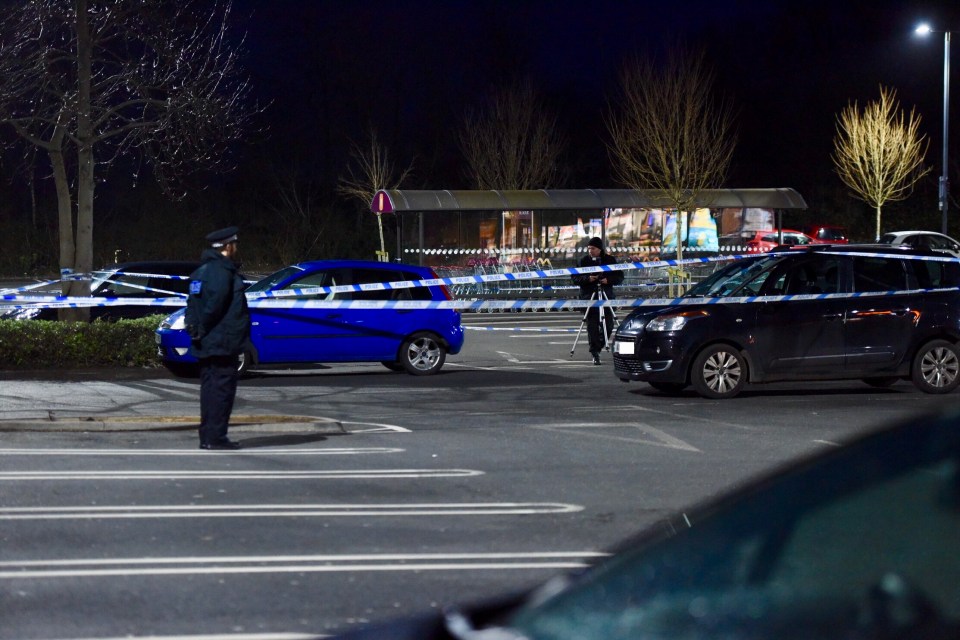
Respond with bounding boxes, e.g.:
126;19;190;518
0;469;484;481
0;551;608;579
0;502;583;520
341;422;411;433
0;447;403;456
530;423;701;452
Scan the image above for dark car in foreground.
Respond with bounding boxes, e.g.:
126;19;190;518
1;261;199;321
333;407;960;639
613;245;960;398
156;259;464;376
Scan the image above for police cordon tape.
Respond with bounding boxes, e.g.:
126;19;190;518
4;288;960;313
2;251;958;312
0;254;737;302
0;270;254;298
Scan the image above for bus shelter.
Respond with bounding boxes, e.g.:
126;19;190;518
370;188;808;266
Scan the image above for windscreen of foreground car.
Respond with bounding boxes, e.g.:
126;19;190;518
501;418;960;640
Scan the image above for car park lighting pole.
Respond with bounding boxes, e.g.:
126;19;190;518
915;23;952;235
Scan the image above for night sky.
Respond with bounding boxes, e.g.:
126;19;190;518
231;0;960;209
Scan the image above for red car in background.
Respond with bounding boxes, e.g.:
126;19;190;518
740;229;824;252
802;224;850;244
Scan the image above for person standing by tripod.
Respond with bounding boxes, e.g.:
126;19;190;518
572;237;623;365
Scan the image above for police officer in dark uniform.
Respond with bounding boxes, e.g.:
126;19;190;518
572;237;623;365
185;226;250;450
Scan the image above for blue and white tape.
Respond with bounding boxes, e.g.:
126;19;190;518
3;251;958;312
245;255;739;300
3;287;958;312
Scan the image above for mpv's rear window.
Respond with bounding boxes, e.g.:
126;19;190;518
853;257;908;292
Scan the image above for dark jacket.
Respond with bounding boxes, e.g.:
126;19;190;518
185;248;250;359
572;251;624;299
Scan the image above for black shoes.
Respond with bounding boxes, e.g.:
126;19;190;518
592;353;602;365
199;438;242;450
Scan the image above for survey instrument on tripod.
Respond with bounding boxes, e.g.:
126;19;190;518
569;284;618;358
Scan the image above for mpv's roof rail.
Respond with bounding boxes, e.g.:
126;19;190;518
768;243;944;257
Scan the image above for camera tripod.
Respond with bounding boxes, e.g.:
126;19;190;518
570;285;618;357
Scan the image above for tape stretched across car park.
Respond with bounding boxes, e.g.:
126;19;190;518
3;287;960;312
0;270;253;298
3;251;959;312
0;254;739;300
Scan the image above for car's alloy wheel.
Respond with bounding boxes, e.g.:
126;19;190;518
911;340;960;394
691;344;746;399
399;332;446;375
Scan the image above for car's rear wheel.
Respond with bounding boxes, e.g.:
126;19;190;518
399;332;446;375
862;376;900;388
381;361;404;372
237;349;255;376
648;382;688;395
911;340;960;394
691;344;746;399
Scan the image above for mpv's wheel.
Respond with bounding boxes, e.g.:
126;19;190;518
648;382;688;395
400;332;446;375
911;340;960;394
691;344;746;399
862;376;899;388
381;361;404;372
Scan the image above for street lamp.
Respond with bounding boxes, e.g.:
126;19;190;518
915;23;952;235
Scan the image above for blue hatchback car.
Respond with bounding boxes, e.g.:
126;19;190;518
155;260;464;376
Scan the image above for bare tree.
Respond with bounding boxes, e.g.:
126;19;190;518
337;127;414;259
606;48;735;263
266;156;328;265
832;86;931;241
0;0;254;319
459;79;565;190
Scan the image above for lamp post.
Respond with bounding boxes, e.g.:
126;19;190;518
915;23;952;235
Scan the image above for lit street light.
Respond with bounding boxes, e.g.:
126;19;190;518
915;23;952;235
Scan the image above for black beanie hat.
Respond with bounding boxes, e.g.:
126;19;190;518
588;237;603;250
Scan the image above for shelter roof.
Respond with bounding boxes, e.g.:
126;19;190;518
371;188;807;213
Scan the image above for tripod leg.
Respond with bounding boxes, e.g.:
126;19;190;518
569;290;596;356
599;293;613;351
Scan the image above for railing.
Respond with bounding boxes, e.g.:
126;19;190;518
432;255;737;306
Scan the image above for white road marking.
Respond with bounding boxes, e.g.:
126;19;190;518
0;447;403;456
531;422;701;452
567;403;752;431
0;469;484;481
444;362;535;371
0;551;608;580
340;421;411;433
0;502;583;520
496;350;576;365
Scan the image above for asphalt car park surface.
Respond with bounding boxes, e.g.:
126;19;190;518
1;311;955;639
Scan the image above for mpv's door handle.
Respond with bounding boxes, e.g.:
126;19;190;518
822;313;843;321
